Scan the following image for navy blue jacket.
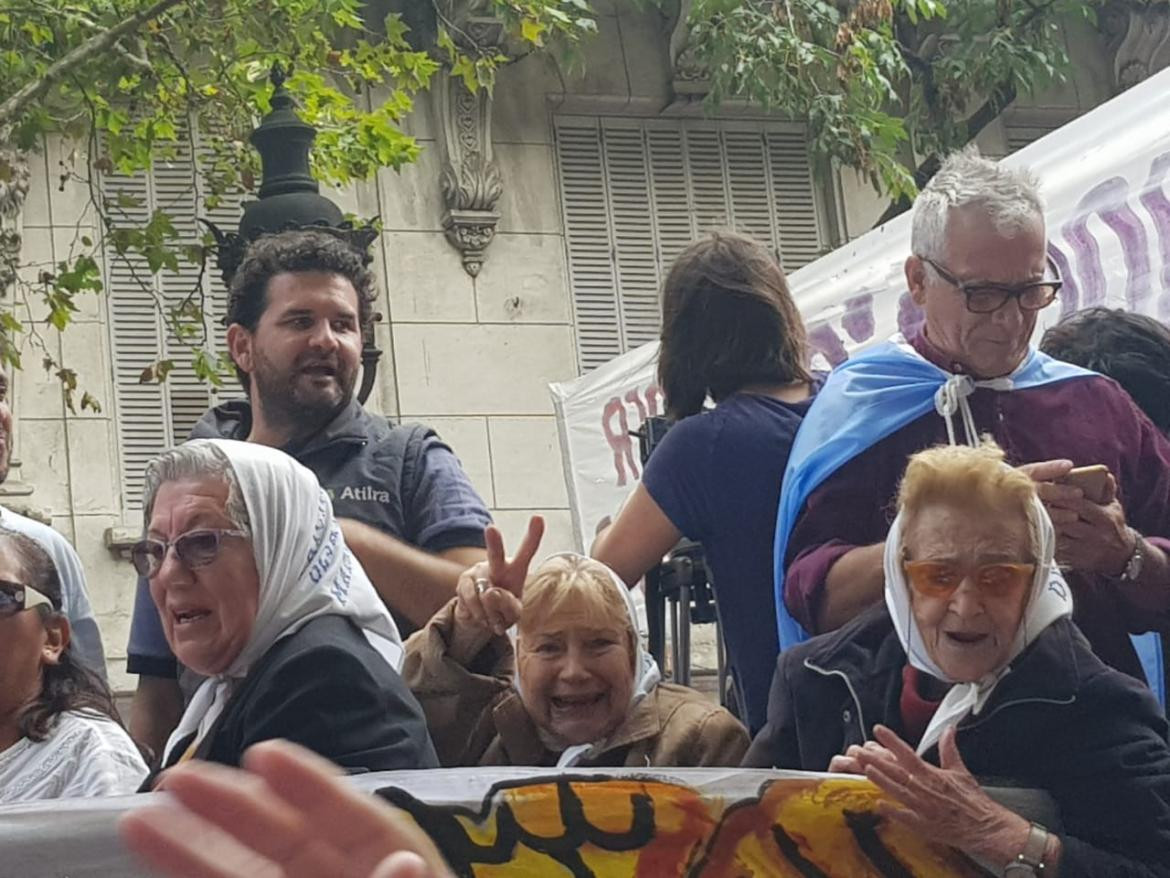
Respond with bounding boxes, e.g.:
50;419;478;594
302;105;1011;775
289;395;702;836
147;615;438;785
744;607;1170;877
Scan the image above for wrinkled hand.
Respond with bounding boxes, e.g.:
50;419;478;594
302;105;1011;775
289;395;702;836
1019;460;1133;576
1050;496;1134;577
120;740;453;878
856;726;1030;870
827;741;899;775
454;516;544;637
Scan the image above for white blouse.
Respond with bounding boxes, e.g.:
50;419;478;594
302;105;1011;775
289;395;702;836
0;711;147;804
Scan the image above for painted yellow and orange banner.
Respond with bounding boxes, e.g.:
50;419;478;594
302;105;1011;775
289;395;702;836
381;773;991;877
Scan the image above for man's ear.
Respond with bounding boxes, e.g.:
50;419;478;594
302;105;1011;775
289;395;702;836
226;323;254;376
41;615;71;666
905;255;929;307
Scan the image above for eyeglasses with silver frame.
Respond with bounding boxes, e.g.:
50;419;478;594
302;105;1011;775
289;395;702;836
130;528;249;578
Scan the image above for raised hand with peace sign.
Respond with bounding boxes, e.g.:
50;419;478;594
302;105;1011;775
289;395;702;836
448;516;545;664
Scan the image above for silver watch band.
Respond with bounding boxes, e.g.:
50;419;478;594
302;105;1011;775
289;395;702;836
1003;823;1049;876
1119;527;1145;583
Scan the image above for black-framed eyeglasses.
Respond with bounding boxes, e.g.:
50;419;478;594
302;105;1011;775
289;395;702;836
130;529;248;578
920;255;1063;314
0;580;53;618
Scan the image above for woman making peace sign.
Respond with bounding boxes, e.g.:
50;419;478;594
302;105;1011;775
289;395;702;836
401;516;748;768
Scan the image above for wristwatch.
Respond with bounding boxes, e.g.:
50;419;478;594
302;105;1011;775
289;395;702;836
1118;526;1145;583
1004;823;1049;876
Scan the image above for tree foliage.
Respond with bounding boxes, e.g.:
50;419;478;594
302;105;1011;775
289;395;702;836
0;0;1131;405
683;0;1101;204
0;0;595;408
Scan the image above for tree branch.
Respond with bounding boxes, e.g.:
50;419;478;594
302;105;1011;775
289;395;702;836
868;78;1020;229
0;0;186;136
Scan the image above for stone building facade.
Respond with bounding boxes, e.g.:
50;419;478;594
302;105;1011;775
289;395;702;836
6;1;1168;688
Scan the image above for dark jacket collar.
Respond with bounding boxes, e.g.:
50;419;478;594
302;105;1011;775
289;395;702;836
190;398;382;456
802;605;1083;726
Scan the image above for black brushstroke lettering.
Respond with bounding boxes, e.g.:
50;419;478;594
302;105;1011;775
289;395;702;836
379;775;658;878
556;779;657;850
770;824;831;878
844;810;917;878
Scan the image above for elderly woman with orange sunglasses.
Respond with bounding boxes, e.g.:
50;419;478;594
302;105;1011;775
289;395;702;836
745;442;1170;878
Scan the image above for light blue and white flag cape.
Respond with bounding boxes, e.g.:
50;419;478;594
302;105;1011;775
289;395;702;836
771;338;1164;706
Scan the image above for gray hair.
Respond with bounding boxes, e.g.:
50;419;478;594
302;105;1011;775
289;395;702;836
142;443;252;536
911;146;1045;263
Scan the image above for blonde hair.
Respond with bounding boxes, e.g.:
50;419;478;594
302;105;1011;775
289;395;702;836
898;441;1039;552
519;556;636;662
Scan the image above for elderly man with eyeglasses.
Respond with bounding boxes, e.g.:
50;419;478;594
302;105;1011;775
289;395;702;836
773;148;1170;691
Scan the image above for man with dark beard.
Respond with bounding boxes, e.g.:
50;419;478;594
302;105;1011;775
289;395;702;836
126;230;491;758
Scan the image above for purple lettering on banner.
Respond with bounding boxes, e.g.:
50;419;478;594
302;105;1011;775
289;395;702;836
807;323;849;367
842;294;875;343
1067;176;1151;311
1048;244;1079;321
897;292;925;342
601;396;638;487
1140;151;1170;321
1062;200;1109;309
1087;176;1151;311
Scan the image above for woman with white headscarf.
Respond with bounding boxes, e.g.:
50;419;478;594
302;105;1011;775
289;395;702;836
402;516;748;768
134;439;437;783
745;441;1170;877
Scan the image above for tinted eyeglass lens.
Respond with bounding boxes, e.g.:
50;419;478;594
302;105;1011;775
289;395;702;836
905;561;1033;597
1020;283;1059;310
965;287;1010;313
130;542;164;577
176;531;221;567
965;282;1059;314
0;588;22;615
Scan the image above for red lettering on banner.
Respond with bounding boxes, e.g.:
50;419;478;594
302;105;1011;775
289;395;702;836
599;383;665;486
602;397;638;487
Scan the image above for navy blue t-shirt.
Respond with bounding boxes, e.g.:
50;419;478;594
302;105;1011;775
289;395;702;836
641;382;820;732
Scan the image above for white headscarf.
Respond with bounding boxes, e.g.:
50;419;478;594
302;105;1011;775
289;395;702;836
161;439;403;766
884;491;1073;755
511;552;661;768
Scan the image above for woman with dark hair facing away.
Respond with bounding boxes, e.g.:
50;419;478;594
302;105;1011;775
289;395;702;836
0;528;147;802
1040;307;1170;435
593;230;819;732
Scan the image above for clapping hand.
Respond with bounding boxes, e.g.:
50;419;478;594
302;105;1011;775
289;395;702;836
120;740;452;878
851;725;1030;871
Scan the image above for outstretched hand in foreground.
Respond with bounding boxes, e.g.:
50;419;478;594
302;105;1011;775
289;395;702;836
120;740;453;878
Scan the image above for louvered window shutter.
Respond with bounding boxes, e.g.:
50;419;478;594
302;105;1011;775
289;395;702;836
555;118;825;374
102;132;242;514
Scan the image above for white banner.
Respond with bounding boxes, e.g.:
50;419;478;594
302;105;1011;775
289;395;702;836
551;67;1170;550
0;767;1057;877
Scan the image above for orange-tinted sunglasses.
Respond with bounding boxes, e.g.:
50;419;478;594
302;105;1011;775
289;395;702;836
902;560;1035;599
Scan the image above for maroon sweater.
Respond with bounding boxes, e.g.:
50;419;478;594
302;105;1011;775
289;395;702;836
784;332;1170;680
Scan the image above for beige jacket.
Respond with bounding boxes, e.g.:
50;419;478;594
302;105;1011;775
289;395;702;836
402;601;749;768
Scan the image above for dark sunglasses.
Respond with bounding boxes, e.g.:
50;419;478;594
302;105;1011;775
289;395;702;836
0;581;53;618
130;529;248;578
920;255;1062;314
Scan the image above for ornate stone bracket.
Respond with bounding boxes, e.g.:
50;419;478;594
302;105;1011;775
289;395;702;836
432;5;506;276
1101;1;1170;92
668;0;710;102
